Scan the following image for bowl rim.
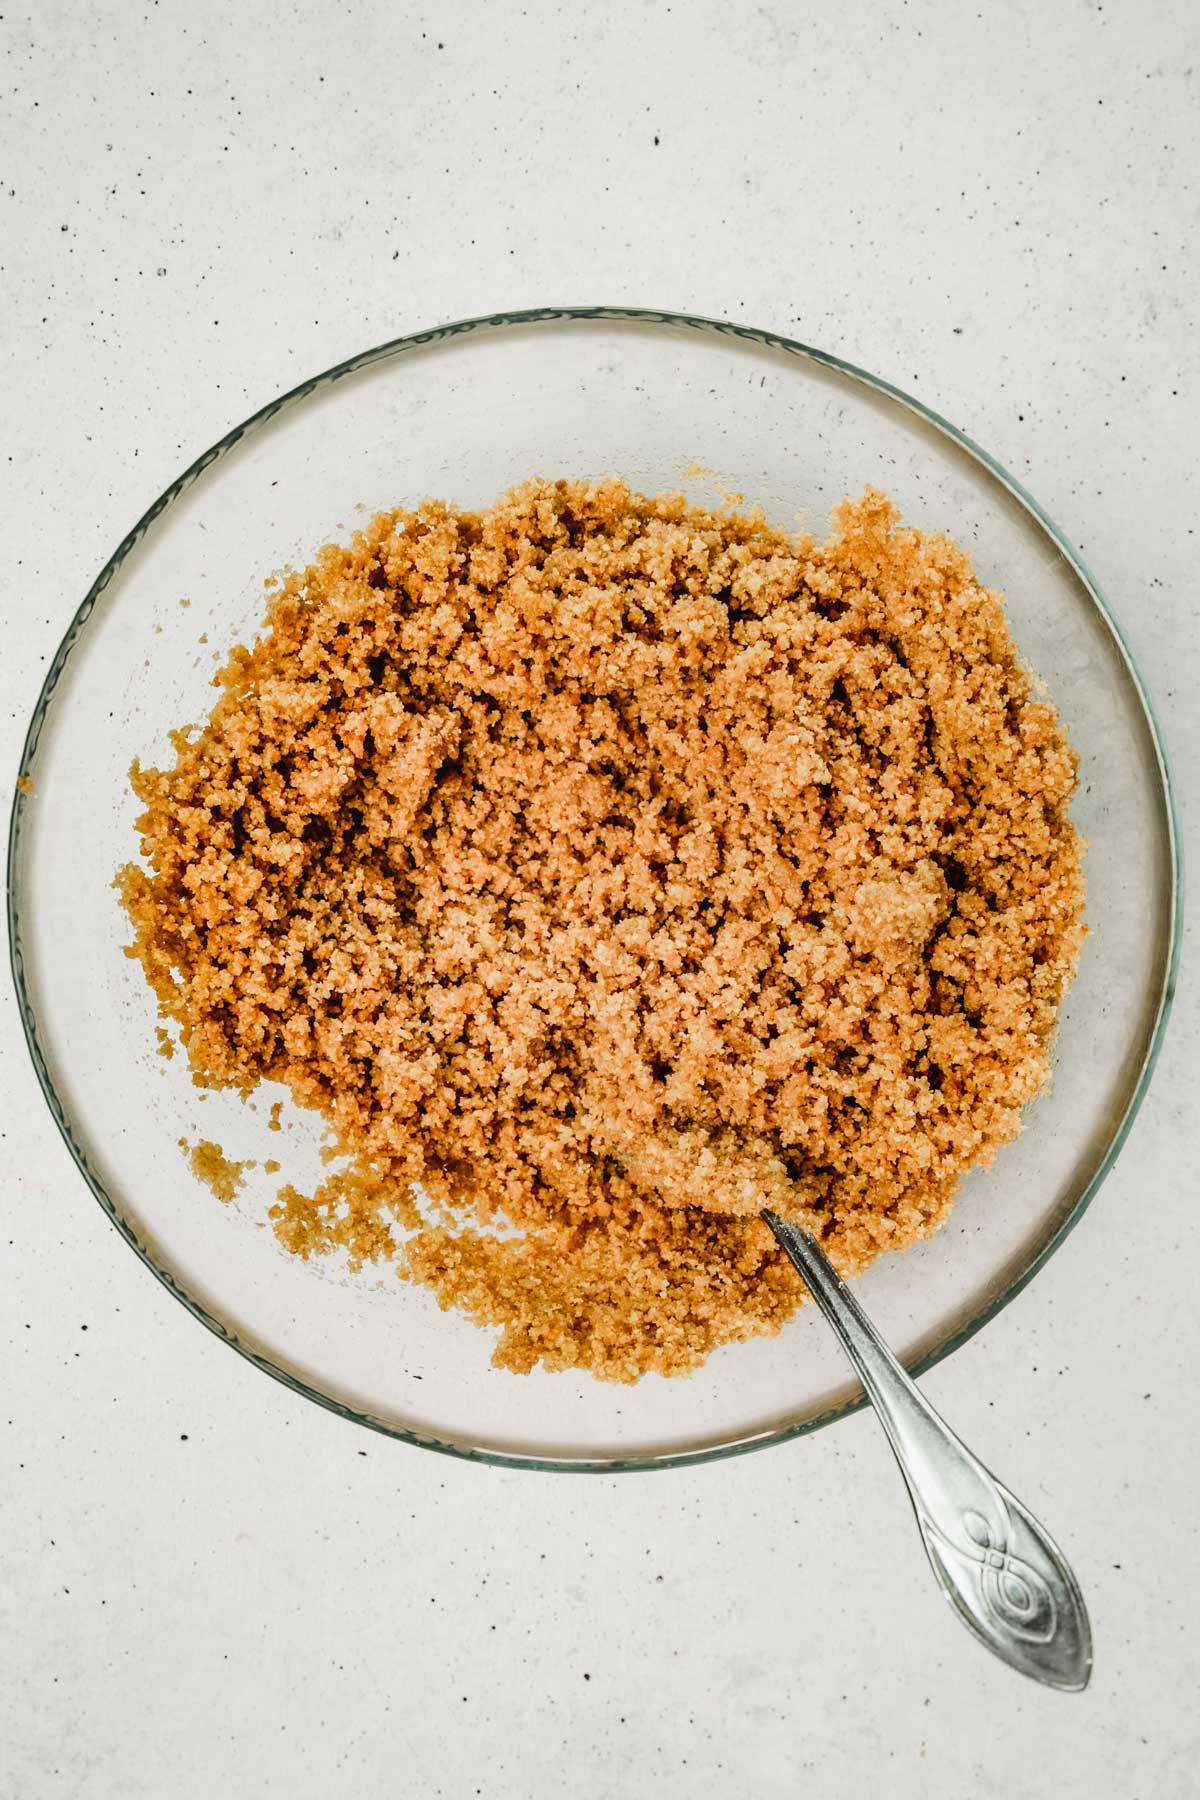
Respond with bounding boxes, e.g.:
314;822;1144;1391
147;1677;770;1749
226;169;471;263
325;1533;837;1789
6;304;1183;1473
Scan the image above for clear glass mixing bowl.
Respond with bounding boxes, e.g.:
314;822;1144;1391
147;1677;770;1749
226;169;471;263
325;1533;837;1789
7;309;1180;1469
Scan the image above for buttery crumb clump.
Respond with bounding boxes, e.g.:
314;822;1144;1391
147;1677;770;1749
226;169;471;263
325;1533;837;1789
122;480;1084;1381
182;1138;251;1204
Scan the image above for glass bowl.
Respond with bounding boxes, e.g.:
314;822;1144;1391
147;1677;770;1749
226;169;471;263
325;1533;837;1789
7;308;1180;1470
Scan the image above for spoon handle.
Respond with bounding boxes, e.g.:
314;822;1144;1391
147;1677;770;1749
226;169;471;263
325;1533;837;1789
764;1211;1092;1691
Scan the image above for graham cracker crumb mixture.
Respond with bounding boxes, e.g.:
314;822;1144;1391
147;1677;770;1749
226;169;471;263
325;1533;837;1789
181;1137;251;1204
121;480;1084;1381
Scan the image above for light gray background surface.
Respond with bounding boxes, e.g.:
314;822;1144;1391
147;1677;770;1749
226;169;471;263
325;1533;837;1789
3;3;1196;1795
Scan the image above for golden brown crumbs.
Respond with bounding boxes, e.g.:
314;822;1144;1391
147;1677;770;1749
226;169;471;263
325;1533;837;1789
182;1138;251;1204
16;774;35;796
264;1159;281;1174
268;1159;421;1265
122;479;1084;1381
155;1026;175;1060
268;1102;283;1132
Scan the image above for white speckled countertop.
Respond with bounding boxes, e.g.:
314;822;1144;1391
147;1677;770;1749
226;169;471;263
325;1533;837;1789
3;3;1197;1794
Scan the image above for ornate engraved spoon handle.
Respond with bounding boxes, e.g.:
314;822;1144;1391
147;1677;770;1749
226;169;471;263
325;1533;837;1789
764;1211;1092;1690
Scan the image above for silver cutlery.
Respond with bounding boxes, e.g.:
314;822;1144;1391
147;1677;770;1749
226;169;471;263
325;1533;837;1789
765;1210;1092;1691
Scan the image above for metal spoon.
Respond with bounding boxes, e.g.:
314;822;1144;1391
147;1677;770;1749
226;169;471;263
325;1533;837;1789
764;1210;1092;1690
